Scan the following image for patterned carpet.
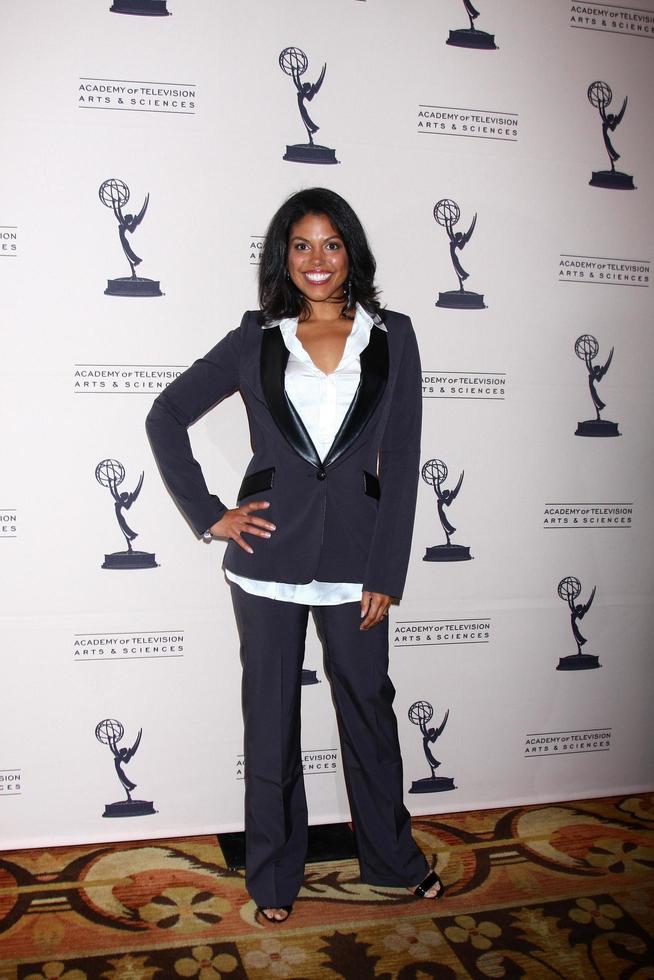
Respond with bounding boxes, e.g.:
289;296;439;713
1;794;653;979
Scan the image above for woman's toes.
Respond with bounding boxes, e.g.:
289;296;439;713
263;907;289;921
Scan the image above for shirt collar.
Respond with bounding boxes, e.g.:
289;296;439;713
262;303;383;332
275;304;377;369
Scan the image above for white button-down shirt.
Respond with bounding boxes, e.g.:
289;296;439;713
225;304;381;604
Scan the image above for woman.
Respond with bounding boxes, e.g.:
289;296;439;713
146;187;444;923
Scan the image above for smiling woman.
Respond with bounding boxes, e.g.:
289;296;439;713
146;186;443;925
287;213;353;374
258;187;380;326
288;214;350;300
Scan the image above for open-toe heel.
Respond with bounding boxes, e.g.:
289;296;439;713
255;904;293;925
412;869;445;900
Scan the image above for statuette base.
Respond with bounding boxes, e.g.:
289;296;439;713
447;29;497;49
589;170;635;190
283;143;339;165
424;544;472;562
436;289;486;309
110;0;171;15
102;550;159;569
105;276;163;297
409;776;456;794
575;419;621;437
103;799;157;817
556;653;601;671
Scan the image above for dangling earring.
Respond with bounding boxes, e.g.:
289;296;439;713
285;269;290;281
346;278;354;310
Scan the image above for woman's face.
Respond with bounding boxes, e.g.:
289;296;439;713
287;212;349;309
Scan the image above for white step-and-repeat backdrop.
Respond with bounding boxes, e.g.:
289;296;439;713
2;0;653;849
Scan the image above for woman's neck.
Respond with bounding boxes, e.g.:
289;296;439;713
301;298;354;323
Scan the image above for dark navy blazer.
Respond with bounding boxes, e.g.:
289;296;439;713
146;308;422;598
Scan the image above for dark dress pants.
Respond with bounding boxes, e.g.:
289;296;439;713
230;584;429;908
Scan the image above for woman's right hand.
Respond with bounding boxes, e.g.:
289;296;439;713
208;501;276;554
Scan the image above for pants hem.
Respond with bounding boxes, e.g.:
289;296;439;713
359;865;430;888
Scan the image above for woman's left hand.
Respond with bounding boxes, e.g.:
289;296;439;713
360;591;393;630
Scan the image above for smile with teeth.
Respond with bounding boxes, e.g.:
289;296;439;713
304;271;333;284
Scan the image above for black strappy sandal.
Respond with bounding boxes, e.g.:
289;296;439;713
255;904;293;925
412;869;445;900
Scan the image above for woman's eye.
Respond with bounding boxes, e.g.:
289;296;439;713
325;241;341;250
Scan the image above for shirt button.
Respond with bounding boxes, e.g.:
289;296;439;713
316;467;327;480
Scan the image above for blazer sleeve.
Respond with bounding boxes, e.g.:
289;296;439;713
145;313;247;535
362;318;422;599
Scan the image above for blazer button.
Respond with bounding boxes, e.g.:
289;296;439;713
316;467;327;480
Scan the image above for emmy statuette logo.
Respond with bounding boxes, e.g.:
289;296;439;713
110;0;171;15
408;701;456;793
422;458;473;561
588;81;635;190
557;576;601;671
95;459;158;569
434;199;486;309
574;335;620;437
95;719;156;817
447;0;498;49
279;46;339;165
99;178;163;297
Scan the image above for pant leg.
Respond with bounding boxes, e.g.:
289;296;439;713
312;602;429;887
230;584;309;907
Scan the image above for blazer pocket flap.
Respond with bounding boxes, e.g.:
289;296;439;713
238;467;275;501
363;470;381;500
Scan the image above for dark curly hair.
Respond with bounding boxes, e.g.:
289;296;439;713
258;187;381;323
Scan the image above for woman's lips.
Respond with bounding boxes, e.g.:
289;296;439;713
303;271;332;284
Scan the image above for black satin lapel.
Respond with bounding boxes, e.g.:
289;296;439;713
260;326;321;467
324;325;389;468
